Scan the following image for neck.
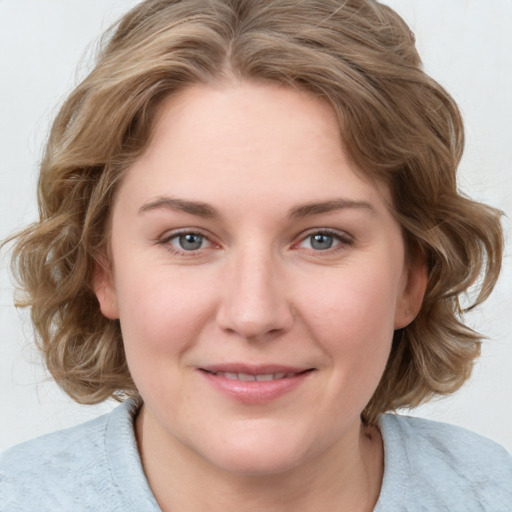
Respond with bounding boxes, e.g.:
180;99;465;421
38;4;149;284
135;405;383;512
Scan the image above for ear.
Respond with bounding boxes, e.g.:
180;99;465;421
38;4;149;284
394;254;428;330
92;253;119;320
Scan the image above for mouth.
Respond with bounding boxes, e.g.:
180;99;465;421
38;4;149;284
202;369;311;381
199;365;315;403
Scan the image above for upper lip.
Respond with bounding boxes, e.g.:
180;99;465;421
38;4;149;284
200;364;313;375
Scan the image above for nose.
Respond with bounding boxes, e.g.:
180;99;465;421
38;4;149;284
216;249;294;341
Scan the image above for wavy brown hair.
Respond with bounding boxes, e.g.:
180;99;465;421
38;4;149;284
7;0;503;422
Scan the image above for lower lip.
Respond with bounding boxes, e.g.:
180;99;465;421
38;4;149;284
200;371;312;403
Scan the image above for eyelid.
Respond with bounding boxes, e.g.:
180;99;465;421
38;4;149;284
293;228;354;250
158;227;219;255
157;227;353;255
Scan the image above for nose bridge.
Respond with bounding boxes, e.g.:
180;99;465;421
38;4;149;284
217;242;292;339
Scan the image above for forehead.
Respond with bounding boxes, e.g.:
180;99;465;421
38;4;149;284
118;81;392;213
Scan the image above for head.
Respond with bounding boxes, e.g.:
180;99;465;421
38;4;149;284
11;0;503;425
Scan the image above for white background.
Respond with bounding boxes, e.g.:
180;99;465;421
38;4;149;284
1;0;511;453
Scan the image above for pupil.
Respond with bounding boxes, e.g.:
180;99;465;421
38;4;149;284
311;234;333;250
179;233;203;250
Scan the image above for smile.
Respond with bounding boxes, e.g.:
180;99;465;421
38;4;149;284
206;371;302;381
199;366;314;403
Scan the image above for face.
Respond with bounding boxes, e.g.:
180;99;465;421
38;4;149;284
95;82;426;476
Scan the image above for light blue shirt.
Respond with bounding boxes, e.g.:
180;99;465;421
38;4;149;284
1;400;511;511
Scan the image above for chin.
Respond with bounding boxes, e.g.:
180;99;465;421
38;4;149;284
195;422;311;476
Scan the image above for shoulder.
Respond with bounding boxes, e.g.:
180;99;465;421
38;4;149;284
383;413;512;467
1;409;109;468
0;401;140;512
377;414;512;511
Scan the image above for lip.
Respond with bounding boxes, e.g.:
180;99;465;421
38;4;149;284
199;364;314;403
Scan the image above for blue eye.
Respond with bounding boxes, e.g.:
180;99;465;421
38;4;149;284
309;233;335;250
172;233;206;251
297;230;351;252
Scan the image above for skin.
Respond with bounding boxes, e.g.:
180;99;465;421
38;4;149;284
94;81;427;511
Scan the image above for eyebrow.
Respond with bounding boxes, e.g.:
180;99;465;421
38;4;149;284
139;197;219;218
138;196;376;219
288;198;376;218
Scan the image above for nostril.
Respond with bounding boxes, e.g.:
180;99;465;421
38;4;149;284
216;282;294;339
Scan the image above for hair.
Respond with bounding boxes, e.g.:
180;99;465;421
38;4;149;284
7;0;503;423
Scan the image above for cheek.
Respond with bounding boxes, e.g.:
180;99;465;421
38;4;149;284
295;263;401;402
300;267;400;347
114;265;217;356
113;268;220;406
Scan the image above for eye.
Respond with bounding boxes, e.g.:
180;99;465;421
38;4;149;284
308;233;336;250
297;230;352;251
161;231;213;253
174;233;206;251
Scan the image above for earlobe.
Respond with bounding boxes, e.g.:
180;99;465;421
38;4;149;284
92;254;119;320
394;257;428;330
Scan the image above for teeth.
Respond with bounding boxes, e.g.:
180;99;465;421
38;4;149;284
255;374;273;381
238;373;256;381
214;371;297;381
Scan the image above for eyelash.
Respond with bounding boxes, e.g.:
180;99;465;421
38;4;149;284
159;228;216;257
294;229;354;253
158;228;353;256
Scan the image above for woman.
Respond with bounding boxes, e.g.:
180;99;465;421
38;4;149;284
1;0;510;510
